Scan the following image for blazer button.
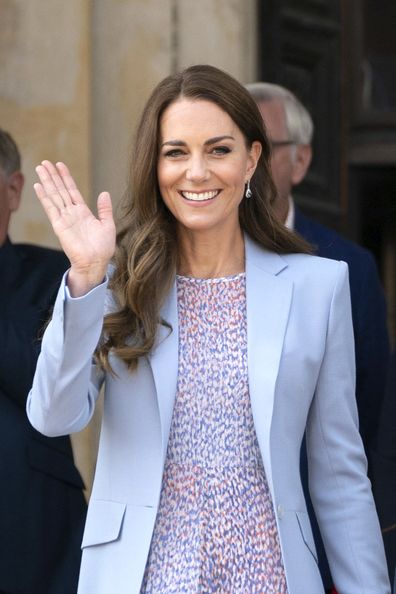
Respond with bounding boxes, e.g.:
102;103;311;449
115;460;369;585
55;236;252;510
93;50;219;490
277;504;284;519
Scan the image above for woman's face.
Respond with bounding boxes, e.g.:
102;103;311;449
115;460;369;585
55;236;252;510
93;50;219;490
157;98;261;236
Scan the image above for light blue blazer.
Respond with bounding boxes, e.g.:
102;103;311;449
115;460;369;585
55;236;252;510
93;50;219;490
27;236;390;594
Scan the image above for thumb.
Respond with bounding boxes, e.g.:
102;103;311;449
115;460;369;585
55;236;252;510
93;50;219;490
97;191;113;223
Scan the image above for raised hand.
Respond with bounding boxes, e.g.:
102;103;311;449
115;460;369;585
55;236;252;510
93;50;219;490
34;161;116;296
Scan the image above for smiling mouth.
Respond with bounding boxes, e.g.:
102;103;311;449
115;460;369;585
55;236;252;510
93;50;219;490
180;190;220;202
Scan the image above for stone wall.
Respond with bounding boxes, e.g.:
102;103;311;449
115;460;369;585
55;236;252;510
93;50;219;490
1;0;91;246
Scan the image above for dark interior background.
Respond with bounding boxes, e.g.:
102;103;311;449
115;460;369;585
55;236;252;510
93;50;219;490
258;0;396;344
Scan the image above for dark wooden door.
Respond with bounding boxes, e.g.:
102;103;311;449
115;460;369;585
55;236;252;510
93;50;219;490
258;0;396;339
344;0;396;342
257;0;345;231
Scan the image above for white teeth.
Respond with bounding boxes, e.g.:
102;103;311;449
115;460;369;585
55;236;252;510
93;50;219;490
182;190;219;201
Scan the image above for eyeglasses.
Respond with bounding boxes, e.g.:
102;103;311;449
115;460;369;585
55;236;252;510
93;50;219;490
269;140;296;150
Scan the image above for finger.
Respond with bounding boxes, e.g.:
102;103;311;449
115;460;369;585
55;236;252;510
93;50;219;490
35;164;67;211
33;182;62;227
55;162;85;205
41;160;74;207
97;191;114;224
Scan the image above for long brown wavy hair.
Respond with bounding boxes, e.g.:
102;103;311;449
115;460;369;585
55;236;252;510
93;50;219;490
97;64;311;372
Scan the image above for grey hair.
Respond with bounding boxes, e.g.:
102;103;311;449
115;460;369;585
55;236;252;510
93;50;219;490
0;128;21;176
245;82;313;145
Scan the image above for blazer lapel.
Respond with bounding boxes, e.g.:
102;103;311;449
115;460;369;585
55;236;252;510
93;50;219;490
148;237;293;484
148;281;179;463
245;236;293;496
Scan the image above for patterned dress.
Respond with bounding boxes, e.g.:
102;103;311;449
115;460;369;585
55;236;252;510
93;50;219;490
140;273;288;593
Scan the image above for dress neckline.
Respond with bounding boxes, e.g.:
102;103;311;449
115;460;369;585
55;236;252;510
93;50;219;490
176;271;246;284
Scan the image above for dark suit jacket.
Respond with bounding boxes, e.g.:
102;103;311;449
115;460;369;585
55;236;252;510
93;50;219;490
0;239;87;594
294;207;391;588
371;348;396;588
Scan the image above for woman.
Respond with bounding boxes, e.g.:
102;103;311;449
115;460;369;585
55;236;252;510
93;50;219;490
27;65;390;593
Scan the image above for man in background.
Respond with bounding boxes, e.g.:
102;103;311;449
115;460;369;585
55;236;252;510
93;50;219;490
0;129;86;594
247;83;391;590
371;345;396;588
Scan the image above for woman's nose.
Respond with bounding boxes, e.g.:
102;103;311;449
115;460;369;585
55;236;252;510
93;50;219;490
185;155;209;182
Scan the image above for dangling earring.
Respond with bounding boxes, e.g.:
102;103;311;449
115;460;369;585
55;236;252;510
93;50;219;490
245;179;252;199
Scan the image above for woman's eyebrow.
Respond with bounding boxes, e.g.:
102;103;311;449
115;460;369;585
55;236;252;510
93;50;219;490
161;135;235;148
204;135;235;146
161;139;187;148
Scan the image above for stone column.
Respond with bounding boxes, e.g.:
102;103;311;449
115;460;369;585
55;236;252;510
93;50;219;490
91;0;174;205
1;0;91;246
176;0;257;83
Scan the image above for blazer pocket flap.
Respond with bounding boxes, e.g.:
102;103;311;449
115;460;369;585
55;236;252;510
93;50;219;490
82;500;126;548
296;511;318;563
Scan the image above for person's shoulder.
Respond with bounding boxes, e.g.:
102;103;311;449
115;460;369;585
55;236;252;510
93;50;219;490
247;235;345;285
15;243;69;276
283;250;346;278
295;209;375;267
16;242;68;263
279;253;349;307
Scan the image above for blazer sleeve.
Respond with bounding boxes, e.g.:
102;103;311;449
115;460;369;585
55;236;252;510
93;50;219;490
305;261;390;593
26;273;107;437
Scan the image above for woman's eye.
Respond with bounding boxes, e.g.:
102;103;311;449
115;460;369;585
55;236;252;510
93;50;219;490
212;146;231;155
163;148;185;157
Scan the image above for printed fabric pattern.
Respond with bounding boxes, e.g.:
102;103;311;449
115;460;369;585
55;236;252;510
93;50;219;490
140;273;288;593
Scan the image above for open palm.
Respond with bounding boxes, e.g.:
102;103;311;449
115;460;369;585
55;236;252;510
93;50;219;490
34;161;116;294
